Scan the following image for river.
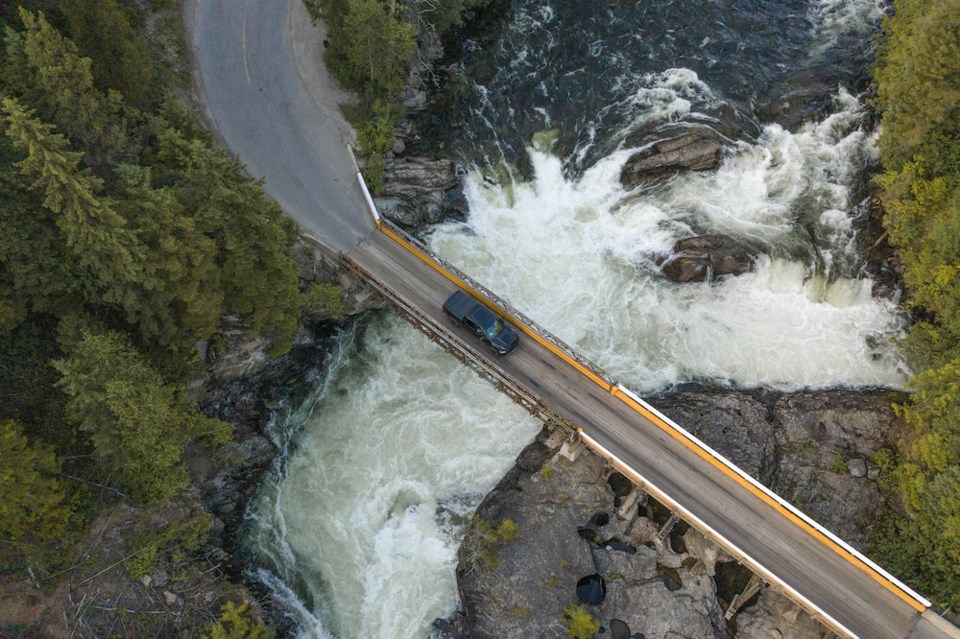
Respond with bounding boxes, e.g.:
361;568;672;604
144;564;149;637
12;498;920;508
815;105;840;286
244;1;903;637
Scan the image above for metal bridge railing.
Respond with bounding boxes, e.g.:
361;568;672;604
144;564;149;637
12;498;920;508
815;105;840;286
377;217;619;390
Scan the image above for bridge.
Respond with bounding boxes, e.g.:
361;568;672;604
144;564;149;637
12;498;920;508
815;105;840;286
187;2;960;638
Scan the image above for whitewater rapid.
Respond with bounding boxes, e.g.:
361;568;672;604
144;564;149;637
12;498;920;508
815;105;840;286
245;3;903;638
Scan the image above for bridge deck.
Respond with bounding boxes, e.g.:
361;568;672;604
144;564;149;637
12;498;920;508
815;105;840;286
348;229;933;639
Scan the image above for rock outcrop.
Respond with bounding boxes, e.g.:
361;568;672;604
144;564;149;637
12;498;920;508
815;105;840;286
660;235;756;283
454;429;727;639
620;130;726;191
652;388;904;547
377;156;468;228
447;388;907;638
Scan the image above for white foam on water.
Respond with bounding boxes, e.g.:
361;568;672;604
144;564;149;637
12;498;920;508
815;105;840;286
429;90;905;391
247;315;540;639
810;0;888;52
248;87;907;639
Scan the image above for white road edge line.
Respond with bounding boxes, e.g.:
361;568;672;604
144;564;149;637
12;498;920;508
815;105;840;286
615;383;932;609
578;429;861;639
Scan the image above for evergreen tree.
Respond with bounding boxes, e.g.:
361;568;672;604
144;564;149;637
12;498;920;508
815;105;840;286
875;0;960;173
873;0;960;607
54;330;231;503
2;8;134;170
0;135;85;329
113;163;223;371
58;0;157;108
202;602;274;639
339;0;416;97
0;420;73;568
1;97;142;303
155;124;303;355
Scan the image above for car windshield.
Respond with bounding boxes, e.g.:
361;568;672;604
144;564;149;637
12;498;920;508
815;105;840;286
486;318;505;339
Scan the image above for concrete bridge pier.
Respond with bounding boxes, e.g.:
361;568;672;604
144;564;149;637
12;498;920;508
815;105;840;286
725;573;764;621
654;512;682;545
618;486;648;520
559;431;586;462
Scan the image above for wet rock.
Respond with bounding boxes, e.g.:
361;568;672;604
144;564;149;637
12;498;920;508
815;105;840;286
610;618;632;639
432;612;472;639
576;574;607;604
207;316;272;382
660;235;756;283
450;389;912;637
455;427;727;639
620;130;725;190
380;157;467;228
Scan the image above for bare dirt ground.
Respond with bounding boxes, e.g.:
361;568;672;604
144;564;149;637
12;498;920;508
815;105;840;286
0;499;256;639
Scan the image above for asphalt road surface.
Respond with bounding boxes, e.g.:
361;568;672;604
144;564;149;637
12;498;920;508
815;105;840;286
347;231;958;639
187;0;373;251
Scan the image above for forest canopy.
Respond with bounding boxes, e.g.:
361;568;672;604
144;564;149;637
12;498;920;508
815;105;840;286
0;0;315;574
872;0;960;609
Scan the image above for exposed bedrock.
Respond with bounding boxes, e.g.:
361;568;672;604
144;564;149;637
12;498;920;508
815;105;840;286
442;388;906;638
620;130;727;191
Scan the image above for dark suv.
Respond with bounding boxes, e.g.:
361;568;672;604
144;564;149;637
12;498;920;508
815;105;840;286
442;290;519;355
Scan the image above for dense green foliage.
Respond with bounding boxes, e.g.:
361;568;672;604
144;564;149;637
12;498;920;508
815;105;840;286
0;1;333;581
562;603;600;639
202;602;274;639
872;0;960;608
307;0;487;191
0;420;73;568
54;330;231;502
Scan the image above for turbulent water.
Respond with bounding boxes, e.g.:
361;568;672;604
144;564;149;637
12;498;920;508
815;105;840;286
245;2;905;637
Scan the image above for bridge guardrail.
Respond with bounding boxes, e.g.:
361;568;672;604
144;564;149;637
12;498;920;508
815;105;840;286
613;383;932;611
377;216;618;390
577;429;861;639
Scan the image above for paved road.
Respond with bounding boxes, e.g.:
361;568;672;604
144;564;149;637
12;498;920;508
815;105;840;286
347;231;956;639
187;2;958;637
187;0;373;251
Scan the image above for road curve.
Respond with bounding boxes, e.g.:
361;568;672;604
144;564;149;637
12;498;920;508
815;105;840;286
186;0;373;251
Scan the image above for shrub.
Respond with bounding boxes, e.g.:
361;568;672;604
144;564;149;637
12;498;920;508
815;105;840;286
202;601;273;639
562;603;600;639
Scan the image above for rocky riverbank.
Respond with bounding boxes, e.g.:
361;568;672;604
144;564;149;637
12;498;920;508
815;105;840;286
440;388;908;639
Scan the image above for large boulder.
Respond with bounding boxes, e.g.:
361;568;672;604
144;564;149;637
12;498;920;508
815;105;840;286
660;235;756;283
380;156;467;228
620;130;725;190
